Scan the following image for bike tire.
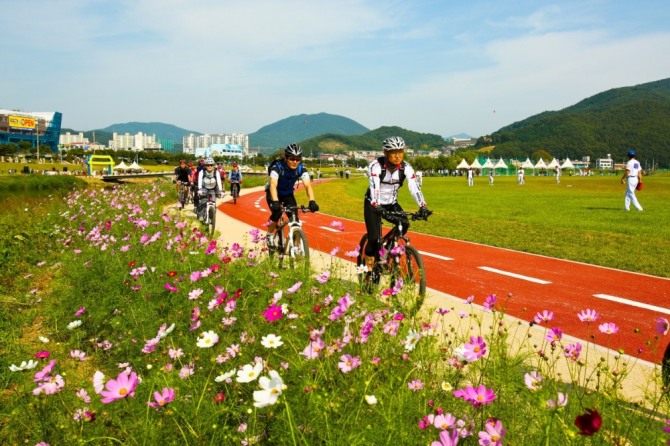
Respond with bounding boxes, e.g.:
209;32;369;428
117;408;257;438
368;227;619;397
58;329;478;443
389;243;426;314
178;186;185;209
233;184;238;204
208;203;216;235
288;228;309;269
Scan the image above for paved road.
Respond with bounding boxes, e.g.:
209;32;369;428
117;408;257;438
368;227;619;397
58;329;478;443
216;186;670;365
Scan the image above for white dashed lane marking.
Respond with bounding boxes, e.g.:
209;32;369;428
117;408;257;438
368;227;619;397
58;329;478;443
420;251;454;261
477;266;552;284
593;294;670;315
319;226;342;233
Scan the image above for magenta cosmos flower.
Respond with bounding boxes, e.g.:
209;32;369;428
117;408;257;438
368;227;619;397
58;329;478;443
454;384;496;407
462;336;487;361
574;408;602;435
148;387;176;408
100;371;138;403
263;304;284;322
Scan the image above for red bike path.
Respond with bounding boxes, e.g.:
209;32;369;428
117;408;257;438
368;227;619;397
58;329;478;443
219;187;670;364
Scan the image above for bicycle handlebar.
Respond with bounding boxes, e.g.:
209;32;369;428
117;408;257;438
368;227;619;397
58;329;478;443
382;209;433;221
283;204;316;213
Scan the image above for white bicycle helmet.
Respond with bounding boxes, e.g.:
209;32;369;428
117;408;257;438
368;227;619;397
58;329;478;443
285;144;302;157
382;136;406;151
204;157;215;166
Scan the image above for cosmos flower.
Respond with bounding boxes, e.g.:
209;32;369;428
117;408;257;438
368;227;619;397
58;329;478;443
574;408;602;435
148;387;176;408
99;371;138;404
196;330;219;348
577;309;600;322
598;322;619;334
260;334;284;349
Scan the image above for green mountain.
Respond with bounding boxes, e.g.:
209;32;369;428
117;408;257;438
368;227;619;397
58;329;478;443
249;112;369;151
482;78;670;168
299;126;445;156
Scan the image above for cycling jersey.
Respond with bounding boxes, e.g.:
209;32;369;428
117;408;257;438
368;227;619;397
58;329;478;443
198;169;223;192
268;160;309;198
366;158;425;207
174;166;191;183
229;170;243;182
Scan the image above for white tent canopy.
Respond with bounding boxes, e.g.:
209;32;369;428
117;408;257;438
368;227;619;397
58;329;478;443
494;158;508;169
547;158;560;169
469;158;483;169
113;161;129;171
456;158;470;169
534;158;548;169
521;158;534;169
482;158;495;169
560;157;575;169
128;161;143;171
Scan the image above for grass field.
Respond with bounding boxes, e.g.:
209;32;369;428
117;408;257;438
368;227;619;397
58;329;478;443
316;173;670;278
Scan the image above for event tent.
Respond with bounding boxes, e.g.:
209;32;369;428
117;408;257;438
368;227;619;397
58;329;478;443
113;161;129;171
521;158;534;169
560;157;575;169
534;158;548;169
547;158;560;169
469;158;483;169
482;158;495;170
456;158;470;169
128;161;143;172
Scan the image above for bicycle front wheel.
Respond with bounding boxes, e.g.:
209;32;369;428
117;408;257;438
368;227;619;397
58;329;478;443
208;204;216;235
288;228;309;269
390;243;426;314
178;186;185;209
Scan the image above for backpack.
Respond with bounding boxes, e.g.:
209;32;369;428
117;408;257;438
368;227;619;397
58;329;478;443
378;156;406;187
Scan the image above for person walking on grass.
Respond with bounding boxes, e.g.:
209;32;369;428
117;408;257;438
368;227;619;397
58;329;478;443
488;170;494;186
467;167;474;187
518;168;525;185
621;150;643;211
555;166;561;184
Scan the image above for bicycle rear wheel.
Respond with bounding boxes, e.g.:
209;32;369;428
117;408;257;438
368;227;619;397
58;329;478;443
288;228;309;269
389;243;426;314
178;186;186;209
357;234;382;293
233;184;239;204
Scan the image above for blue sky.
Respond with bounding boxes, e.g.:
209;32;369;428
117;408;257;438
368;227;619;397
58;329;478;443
2;0;669;138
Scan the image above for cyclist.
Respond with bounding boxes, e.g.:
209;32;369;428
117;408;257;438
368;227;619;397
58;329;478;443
266;144;319;247
216;162;227;183
196;157;224;221
173;159;191;198
187;162;198;206
228;161;243;195
364;136;431;272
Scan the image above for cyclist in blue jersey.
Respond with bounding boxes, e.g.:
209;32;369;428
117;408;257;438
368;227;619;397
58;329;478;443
228;161;243;192
265;144;319;246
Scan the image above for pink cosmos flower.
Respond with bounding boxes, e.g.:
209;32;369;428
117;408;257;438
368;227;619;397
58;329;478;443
35;351;50;359
598;322;619;334
578;309;600;322
432;413;456;430
431;428;460;446
148;387;176;408
316;270;330;284
545;327;563;345
338;354;362;373
478;418;506;446
164;282;178;292
190;271;202;282
483;294;496;310
329;246;340;256
408;379;424;391
287;281;302;293
76;388;91;403
533;310;554;324
656;317;669;336
453;385;496;408
330;221;344;231
546;392;568;408
75;306;86;317
99;371;138;403
524;371;542;391
462;336;487;361
263;304;284;322
564;342;582;361
34;360;57;382
301;337;325;359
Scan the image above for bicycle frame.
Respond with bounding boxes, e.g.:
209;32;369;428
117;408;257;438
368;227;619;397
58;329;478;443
269;205;312;267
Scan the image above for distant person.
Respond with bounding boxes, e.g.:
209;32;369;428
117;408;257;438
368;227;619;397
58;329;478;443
555;166;561;184
488;170;494;186
316;168;322;183
467;168;474;187
173;159;191;196
518;168;525;185
345;168;350;179
621;150;643;211
228;161;243;195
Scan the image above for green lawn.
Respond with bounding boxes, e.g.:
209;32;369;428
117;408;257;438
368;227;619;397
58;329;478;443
317;173;670;277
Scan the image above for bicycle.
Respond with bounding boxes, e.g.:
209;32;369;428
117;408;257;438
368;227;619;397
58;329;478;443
198;190;219;235
174;180;190;210
267;204;313;268
230;181;241;204
356;209;431;315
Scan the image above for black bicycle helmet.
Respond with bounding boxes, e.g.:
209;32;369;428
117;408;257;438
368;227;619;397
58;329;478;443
285;144;302;157
382;136;406;151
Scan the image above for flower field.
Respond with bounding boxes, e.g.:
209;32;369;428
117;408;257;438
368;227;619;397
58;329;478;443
1;179;669;445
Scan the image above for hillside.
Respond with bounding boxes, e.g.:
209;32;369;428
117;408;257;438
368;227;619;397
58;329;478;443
299;126;445;156
482;78;670;167
249;112;369;150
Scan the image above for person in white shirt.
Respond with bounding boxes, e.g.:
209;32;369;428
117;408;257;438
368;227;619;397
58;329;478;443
518;168;525;185
620;150;643;211
364;137;430;271
555;166;561;184
467;168;474;187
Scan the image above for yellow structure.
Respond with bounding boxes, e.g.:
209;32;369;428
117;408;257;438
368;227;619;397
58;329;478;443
86;154;114;175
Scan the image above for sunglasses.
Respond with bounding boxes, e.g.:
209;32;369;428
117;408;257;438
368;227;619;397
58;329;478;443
287;157;302;162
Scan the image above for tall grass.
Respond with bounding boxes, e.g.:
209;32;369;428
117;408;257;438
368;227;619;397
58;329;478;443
1;179;669;445
318;174;670;277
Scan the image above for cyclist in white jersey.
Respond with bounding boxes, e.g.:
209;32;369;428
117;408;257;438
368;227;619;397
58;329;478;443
196;157;223;221
363;136;430;271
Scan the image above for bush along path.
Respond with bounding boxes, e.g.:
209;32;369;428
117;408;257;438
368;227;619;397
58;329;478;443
2;179;670;445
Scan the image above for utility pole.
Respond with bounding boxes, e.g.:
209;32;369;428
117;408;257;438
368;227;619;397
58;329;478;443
36;121;40;164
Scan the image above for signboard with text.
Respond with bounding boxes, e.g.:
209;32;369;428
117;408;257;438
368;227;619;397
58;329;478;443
8;115;36;130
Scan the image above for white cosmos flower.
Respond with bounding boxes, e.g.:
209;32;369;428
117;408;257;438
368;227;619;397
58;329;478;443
253;370;285;408
261;334;284;349
214;369;236;383
196;330;219;348
404;330;420;352
454;345;469;362
157;323;175;339
236;362;263;383
9;360;39;372
364;395;378;405
67;320;83;330
38;336;50;343
93;371;105;394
